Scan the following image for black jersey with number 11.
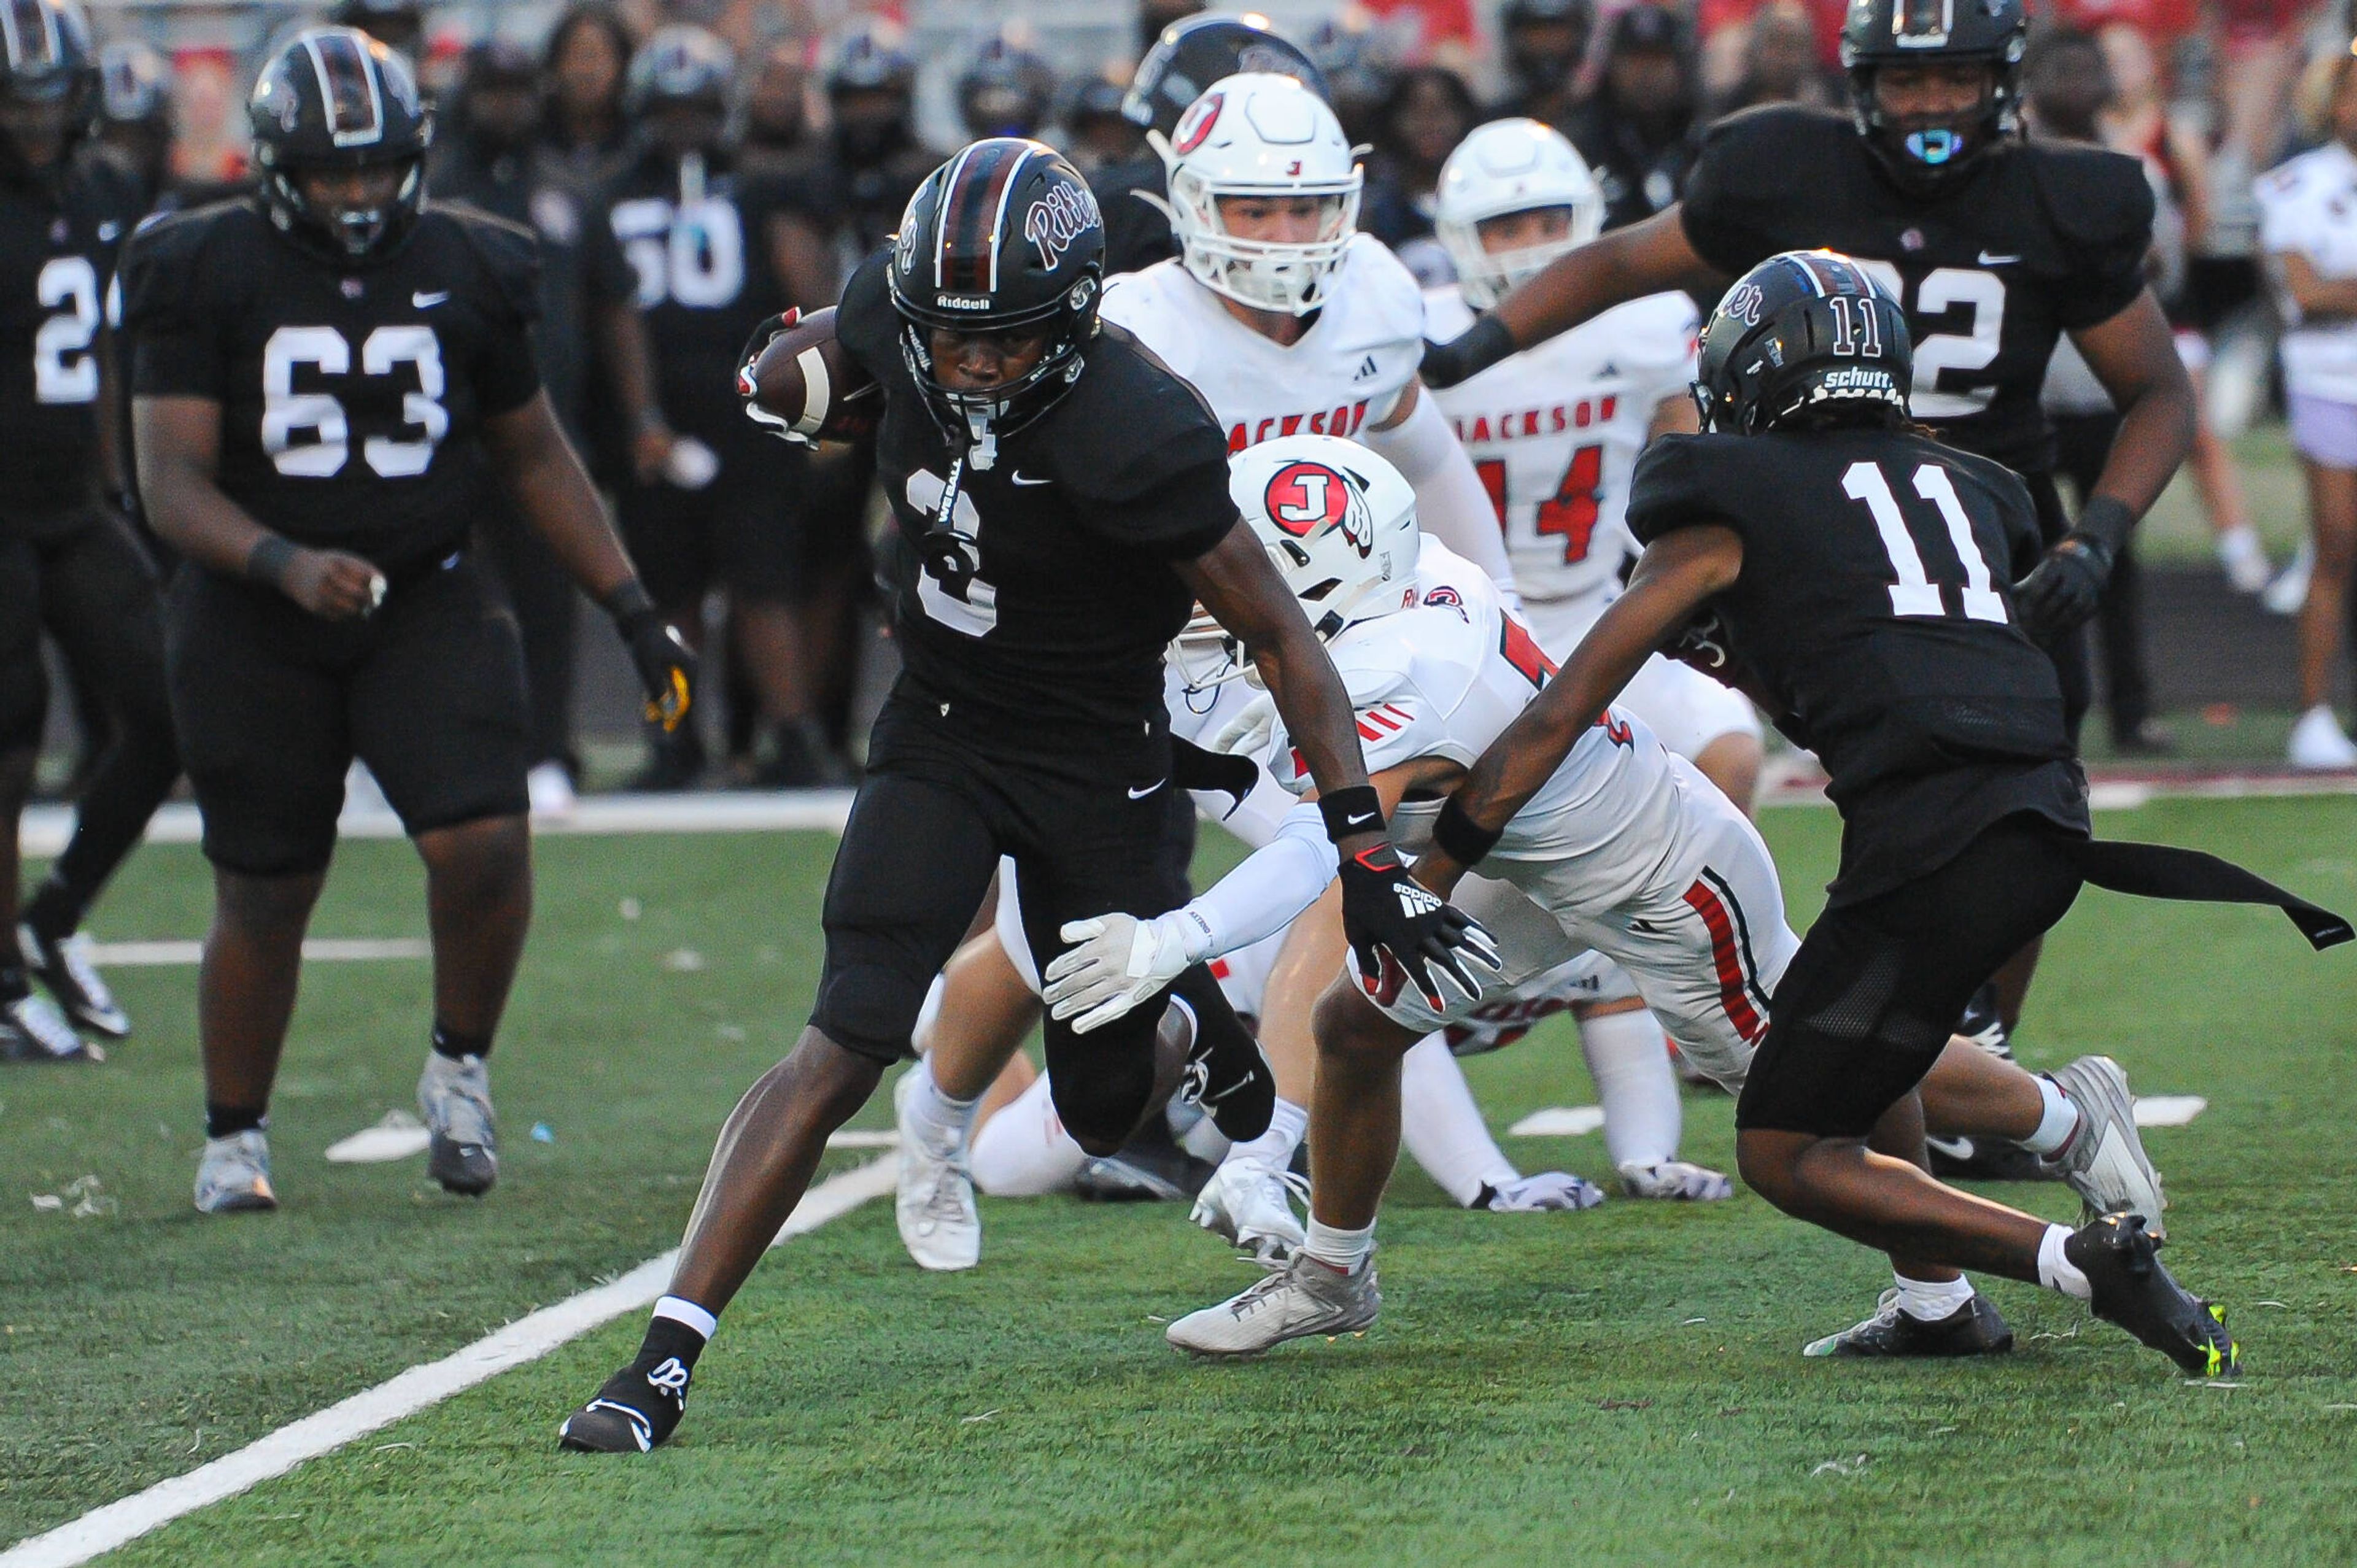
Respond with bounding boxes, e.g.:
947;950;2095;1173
1628;426;2089;905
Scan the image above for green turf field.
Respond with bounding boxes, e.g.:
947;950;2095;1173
4;799;2355;1566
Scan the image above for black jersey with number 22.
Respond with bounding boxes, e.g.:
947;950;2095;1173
1629;426;2089;905
1680;107;2151;476
120;197;543;573
833;250;1239;746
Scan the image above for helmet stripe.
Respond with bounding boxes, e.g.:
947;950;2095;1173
305;30;385;148
983;146;1037;294
931;142;981;292
1892;0;1955;45
0;0;52;71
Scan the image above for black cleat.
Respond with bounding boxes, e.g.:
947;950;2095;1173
627;729;706;794
559;1354;692;1453
20;925;131;1038
2066;1212;2241;1377
1171;1002;1275;1145
1803;1289;2015;1358
1074;1146;1218;1203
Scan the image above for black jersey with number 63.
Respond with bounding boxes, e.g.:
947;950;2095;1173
1680;107;2152;477
1629;427;2089;905
0;157;144;520
120;197;542;572
833;250;1239;746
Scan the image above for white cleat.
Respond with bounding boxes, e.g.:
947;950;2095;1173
2288;706;2357;771
1618;1160;1735;1201
1166;1251;1380;1358
194;1129;277;1213
1476;1171;1605;1211
1189;1155;1307;1262
2042;1055;2167;1238
894;1071;980;1272
2262;543;2312;616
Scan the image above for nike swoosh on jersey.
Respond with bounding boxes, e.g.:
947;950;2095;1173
1975;252;2019;266
1011;470;1052;486
1127;778;1166;798
413;290;451;308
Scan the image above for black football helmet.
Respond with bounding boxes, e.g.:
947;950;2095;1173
889;138;1105;456
97;38;168;128
824;18;916;97
625;25;734;119
1123;14;1327;136
0;0;96;181
1841;0;2027;192
249;26;432;266
958;33;1056;141
1693;250;1913;435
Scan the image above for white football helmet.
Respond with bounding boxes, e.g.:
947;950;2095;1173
1156;71;1363;316
1434;118;1604;311
1171;434;1418;689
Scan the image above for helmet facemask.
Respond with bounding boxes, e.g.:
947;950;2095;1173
1433;118;1604;311
1157;73;1364;318
1169;174;1360;315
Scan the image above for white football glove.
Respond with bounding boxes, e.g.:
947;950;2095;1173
1044;912;1207;1034
1617;1160;1734;1202
1209;692;1278;759
1476;1172;1606;1212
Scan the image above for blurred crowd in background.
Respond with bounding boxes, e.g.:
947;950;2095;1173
76;0;2357;789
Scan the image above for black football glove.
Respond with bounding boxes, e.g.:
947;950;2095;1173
1336;843;1500;1008
1418;314;1516;390
734;307;800;388
2013;530;2115;642
605;583;697;733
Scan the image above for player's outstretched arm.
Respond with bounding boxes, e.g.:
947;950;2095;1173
134;394;382;621
1178;523;1498;1006
1418;525;1743;899
482;392;697;734
2018;290;2197;638
1422;208;1727;388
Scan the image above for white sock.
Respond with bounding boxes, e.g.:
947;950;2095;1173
967;1072;1086;1196
2019;1073;2080;1157
1399;1032;1516;1206
1892;1270;1976;1321
1226;1096;1307;1171
2038;1222;2092;1300
652;1294;718;1342
1304;1216;1374;1273
901;1059;979;1154
1581;1008;1682;1170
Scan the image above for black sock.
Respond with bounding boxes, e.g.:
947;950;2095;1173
637;1313;708;1373
206;1102;267;1138
21;876;79;945
0;965;29;1003
431;1022;492;1062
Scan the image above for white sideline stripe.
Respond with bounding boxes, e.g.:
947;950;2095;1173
0;1156;897;1568
88;938;431;967
1506;1105;1605;1138
2132;1094;2207;1127
18;792;857;855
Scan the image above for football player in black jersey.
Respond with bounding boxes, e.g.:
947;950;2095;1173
587;26;839;788
1420;0;2196;1040
122;28;695;1212
559;137;1496;1454
1417;252;2347;1375
0;0;179;1060
1422;0;2191;741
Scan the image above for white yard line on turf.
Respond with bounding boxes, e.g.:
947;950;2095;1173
90;938;432;967
0;1154;897;1568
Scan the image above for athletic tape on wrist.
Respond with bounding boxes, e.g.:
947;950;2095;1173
246;534;298;590
1318;785;1385;843
2075;495;2134;555
1431;794;1503;868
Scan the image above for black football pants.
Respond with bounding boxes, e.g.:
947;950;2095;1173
810;697;1223;1151
1735;812;2086;1139
0;508;180;937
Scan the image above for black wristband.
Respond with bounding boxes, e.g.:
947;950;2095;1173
1318;785;1385;843
1457;312;1516;377
1431;794;1503;869
603;577;658;631
2074;495;2135;555
246;535;299;590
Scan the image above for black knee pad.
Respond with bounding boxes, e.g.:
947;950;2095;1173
809;961;929;1064
1043;1011;1161;1155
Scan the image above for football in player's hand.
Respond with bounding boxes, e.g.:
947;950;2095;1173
738;307;880;444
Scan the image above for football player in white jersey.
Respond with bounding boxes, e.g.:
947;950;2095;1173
1424;118;1764;811
1418;119;1765;1180
1153;444;2170;1360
